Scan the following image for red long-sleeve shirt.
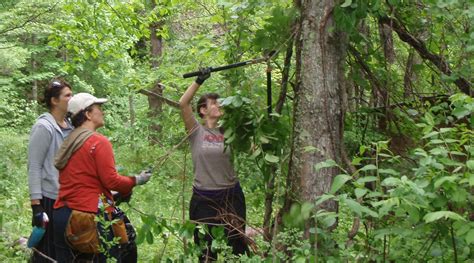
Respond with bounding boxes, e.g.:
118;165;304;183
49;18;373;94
54;133;135;213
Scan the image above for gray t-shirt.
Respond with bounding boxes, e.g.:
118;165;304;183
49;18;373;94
189;121;237;190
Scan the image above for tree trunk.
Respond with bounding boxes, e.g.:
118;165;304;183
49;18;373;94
147;82;164;143
282;0;346;228
377;21;394;132
378;21;395;64
146;0;164;142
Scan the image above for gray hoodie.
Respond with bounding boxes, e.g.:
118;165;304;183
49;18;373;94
28;113;73;200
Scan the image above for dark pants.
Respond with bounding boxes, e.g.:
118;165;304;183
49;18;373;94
189;184;249;262
53;206;137;263
31;197;56;263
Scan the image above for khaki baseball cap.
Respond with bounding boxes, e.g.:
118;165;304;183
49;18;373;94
68;93;107;116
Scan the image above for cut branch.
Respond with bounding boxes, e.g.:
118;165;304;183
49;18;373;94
379;16;471;96
138;89;179;109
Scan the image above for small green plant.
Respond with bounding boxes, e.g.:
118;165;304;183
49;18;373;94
96;200;120;261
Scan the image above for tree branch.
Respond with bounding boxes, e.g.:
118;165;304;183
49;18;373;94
0;2;58;35
379;16;471;96
138;89;179;109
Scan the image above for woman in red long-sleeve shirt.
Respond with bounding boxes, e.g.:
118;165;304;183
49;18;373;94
52;93;152;263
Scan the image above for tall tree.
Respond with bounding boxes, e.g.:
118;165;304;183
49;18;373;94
144;0;166;142
282;0;347;230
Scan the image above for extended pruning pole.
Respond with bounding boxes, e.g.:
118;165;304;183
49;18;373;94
182;51;276;78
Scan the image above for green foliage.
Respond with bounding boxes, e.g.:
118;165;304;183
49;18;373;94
312;94;474;261
0;132;30;262
1;0;473;261
0;81;37;131
220;94;289;162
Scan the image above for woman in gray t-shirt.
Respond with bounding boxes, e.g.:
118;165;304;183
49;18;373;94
179;69;249;261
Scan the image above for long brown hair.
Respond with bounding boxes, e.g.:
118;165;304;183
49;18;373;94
196;93;219;118
44;79;71;110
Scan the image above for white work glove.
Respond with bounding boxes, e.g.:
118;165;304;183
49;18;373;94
135;169;152;185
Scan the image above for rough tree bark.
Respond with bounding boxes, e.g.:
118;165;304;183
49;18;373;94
403;49;422;98
377;21;394;132
282;0;346;232
146;0;164;142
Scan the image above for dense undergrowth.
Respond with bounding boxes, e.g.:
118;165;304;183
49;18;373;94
0;94;472;262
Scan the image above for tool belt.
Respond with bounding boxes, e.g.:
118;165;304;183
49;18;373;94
65;210;100;254
65;207;130;254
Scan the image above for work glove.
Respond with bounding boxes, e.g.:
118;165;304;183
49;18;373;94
112;191;132;205
135;169;152;185
31;204;46;227
195;67;211;85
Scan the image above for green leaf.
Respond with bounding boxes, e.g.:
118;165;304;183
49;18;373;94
439;128;453;133
382;177;401;186
452;106;470;119
345;198;378;217
422;131;439;139
232;96;243;107
423;211;466;223
301;202;314;219
341;0;352;8
223;128;233;138
378;169;399;175
430;147;448;156
314;159;338;172
434;176;457;189
330;174;352;194
425;112;435;126
467;160;474;170
250;147;261;159
469;174;474;186
355;188;368;199
146;229;154;244
359;164;377;172
407;109;418;116
466;229;474;244
351;157;362;165
356;176;377;184
315;194;335;206
220;96;234;106
264;154;279;163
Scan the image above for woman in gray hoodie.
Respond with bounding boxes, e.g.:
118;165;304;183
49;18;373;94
27;79;73;262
